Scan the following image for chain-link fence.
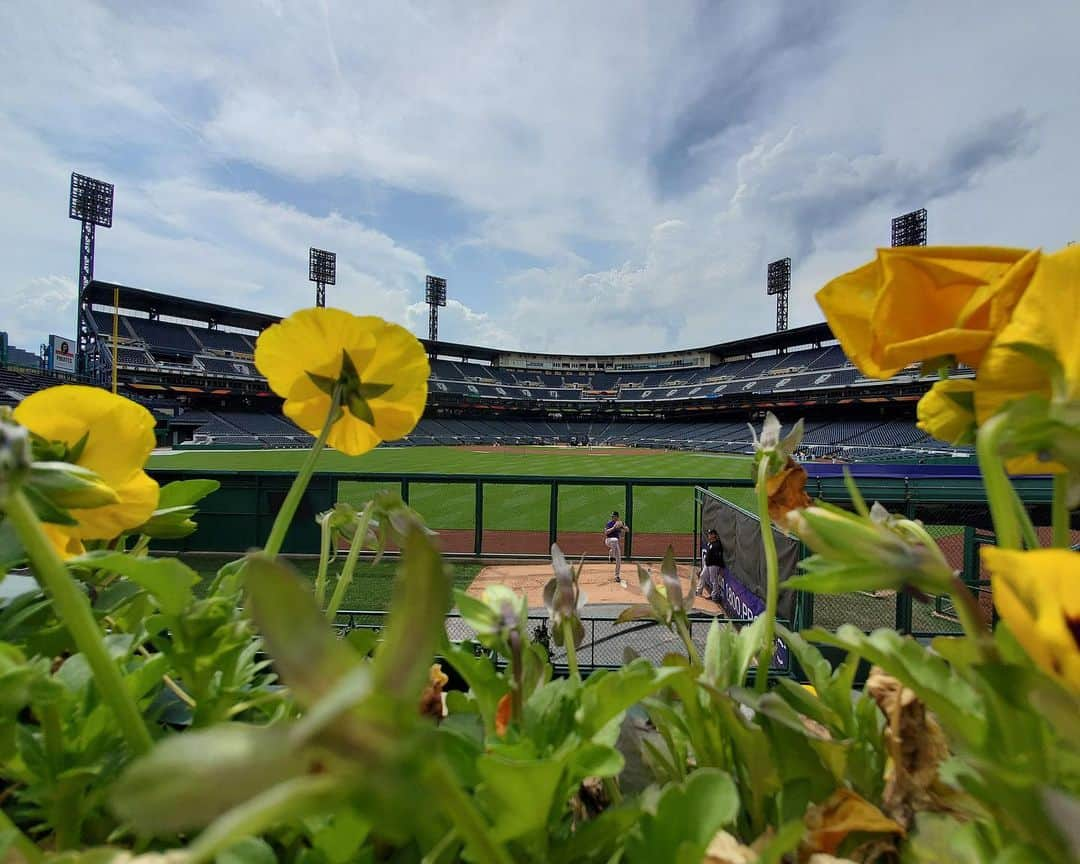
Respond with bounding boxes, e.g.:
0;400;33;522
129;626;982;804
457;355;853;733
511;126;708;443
334;609;790;674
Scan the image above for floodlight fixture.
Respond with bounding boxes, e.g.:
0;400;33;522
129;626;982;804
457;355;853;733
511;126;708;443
309;247;337;307
891;208;927;247
425;275;447;343
767;257;791;332
70;172;115;377
69;173;114;227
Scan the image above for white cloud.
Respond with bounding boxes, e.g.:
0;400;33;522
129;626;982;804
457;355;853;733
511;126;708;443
0;1;1078;355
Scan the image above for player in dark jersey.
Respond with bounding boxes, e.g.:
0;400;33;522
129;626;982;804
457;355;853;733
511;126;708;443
604;510;628;583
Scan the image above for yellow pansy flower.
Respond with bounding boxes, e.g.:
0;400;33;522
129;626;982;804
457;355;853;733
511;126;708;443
817;246;1039;378
975;244;1079;421
255;308;429;456
982;547;1080;693
916;379;978;445
13;386;159;540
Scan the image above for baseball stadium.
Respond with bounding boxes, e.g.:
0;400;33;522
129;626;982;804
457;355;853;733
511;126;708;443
3;224;1066;671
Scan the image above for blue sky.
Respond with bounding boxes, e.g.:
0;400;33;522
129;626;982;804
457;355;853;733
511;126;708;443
1;1;1077;354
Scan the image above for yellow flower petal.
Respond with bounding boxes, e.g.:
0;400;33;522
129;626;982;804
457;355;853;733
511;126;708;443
40;522;86;559
976;245;1080;420
14;386;159;540
916;379;977;445
982;547;1080;693
817;246;1034;378
256;308;429;457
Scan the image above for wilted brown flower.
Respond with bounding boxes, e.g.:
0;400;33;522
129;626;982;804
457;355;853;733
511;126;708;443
865;667;960;828
766;458;812;521
802;787;903;858
418;662;449;720
704;830;759;863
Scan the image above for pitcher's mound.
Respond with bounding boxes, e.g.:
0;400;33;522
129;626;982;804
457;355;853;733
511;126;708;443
467;562;724;614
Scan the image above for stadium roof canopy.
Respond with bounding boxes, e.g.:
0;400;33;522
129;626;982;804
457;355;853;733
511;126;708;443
84;281;279;332
84;280;833;360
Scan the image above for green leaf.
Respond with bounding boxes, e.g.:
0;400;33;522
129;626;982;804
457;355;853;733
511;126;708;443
624;768;738;864
756;820;806;864
157;478;221;508
805;625;987;746
133;479;220;539
475;751;565;843
372;526;452;702
0;518;26;571
67;551;199;616
614;604;657;625
110;723;308;832
217;837;278;864
245;553;361;708
576;660;688;738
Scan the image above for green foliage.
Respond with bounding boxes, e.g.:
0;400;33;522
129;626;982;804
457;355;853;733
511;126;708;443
2;424;1078;863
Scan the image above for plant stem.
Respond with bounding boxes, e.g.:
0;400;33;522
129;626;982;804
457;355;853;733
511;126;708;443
1052;474;1069;548
1009;483;1040;549
0;808;43;864
315;514;332;607
975;413;1021;550
602;775;623;806
5;489;152;755
325;502;374;621
41;703;78;849
427;760;513;864
674;615;702;667
754;458;780;694
186;775;342;864
947;574;994;659
562;619;580;680
263;386;341;559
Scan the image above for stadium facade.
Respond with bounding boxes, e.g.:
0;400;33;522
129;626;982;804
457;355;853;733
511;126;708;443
0;279;974;460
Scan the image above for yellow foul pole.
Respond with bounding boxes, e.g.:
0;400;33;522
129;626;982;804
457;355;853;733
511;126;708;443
111;286;119;394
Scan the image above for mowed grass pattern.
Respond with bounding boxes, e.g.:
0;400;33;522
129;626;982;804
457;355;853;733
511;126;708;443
150;446;754;533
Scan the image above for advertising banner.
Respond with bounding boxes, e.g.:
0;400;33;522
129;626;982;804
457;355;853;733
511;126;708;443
700;493;800;668
49;335;76;374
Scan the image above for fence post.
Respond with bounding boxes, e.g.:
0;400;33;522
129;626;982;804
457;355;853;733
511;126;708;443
961;525;977;585
474;481;484;557
693;488;701;562
624;483;634;559
400;479;410;505
549;481;559;550
894;496;917;633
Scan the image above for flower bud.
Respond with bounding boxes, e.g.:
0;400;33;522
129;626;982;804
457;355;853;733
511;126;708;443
27;461;120;509
0;417;31;498
787;502;954;595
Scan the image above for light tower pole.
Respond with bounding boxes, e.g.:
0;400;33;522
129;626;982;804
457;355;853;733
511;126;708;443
767;257;791;332
69;173;114;377
425;275;447;346
309;248;336;308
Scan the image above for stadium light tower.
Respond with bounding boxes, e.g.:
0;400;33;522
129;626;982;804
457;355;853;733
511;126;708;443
426;275;447;343
767;257;792;332
309;247;336;308
891;208;927;247
69;173;114;374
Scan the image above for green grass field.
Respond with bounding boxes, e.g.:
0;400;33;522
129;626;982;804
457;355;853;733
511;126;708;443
185;555;482;611
151;446;755;534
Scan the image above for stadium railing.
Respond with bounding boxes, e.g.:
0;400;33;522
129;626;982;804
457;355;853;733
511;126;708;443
334;608;792;679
